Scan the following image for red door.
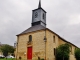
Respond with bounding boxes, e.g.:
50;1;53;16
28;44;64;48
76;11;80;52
27;47;32;60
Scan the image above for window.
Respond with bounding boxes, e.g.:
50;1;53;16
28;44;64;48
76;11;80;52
43;13;45;19
54;48;56;56
29;35;32;42
53;36;55;43
70;46;73;54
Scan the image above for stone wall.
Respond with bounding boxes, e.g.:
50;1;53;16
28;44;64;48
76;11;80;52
16;29;77;60
46;29;76;60
16;30;46;60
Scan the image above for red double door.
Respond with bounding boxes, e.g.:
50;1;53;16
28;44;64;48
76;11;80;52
27;47;32;60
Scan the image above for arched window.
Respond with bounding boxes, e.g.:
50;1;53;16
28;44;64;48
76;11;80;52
29;35;32;42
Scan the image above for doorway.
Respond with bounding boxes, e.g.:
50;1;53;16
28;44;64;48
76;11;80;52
27;47;32;60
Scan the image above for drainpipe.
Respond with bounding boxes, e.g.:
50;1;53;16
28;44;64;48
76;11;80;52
44;29;47;60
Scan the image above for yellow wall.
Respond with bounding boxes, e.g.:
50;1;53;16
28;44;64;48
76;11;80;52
46;29;76;60
16;30;46;60
16;29;77;60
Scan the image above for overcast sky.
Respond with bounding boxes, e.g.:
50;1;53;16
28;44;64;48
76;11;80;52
0;0;80;47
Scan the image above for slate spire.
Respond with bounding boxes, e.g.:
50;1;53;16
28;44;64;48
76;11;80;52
38;0;41;8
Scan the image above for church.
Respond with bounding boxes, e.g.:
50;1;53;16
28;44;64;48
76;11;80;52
16;0;78;60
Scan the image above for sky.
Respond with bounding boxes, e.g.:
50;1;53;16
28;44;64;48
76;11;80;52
0;0;80;47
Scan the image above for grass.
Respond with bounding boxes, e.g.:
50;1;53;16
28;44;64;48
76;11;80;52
0;58;15;60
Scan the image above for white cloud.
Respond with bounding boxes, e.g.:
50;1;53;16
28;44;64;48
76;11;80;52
69;14;80;25
0;0;80;47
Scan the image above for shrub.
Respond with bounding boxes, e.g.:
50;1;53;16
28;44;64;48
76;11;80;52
75;48;80;60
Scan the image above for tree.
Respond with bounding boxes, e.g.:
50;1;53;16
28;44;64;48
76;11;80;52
56;43;71;60
0;44;15;57
75;48;80;60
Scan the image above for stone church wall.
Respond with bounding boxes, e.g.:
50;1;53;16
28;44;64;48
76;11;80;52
16;29;77;60
46;29;76;60
16;30;46;60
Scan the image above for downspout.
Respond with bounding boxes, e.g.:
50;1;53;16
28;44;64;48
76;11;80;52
44;28;47;60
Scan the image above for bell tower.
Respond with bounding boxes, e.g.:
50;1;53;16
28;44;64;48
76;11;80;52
32;0;46;27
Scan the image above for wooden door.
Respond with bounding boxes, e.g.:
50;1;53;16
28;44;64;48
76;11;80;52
27;47;32;60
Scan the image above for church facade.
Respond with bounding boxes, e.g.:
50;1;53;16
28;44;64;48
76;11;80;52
16;1;78;60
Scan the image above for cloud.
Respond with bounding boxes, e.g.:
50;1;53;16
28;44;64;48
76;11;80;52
69;14;80;25
0;0;80;47
60;24;80;47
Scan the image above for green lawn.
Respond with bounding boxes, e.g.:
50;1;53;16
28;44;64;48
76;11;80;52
0;58;15;60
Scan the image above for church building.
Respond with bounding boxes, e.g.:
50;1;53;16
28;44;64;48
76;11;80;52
16;0;78;60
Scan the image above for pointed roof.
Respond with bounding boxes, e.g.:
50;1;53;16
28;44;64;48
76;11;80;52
33;0;46;13
38;0;41;8
17;25;46;35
